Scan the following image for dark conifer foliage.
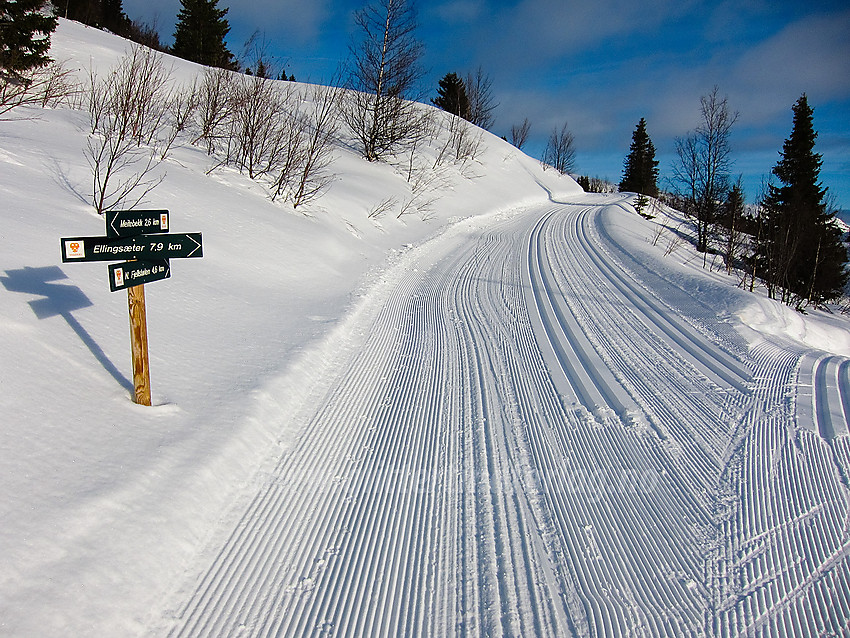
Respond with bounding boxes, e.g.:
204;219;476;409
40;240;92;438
721;178;745;274
172;0;236;70
756;94;847;307
63;0;165;50
619;117;658;197
432;72;469;119
62;0;126;33
0;0;58;81
62;0;101;25
101;0;129;34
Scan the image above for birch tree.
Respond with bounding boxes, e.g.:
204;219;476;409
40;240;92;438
343;0;425;161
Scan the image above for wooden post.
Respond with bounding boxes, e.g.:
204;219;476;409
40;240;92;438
127;283;151;406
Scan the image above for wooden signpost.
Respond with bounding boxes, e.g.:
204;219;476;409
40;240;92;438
61;210;203;406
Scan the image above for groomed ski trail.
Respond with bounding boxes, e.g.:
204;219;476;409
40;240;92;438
156;200;850;637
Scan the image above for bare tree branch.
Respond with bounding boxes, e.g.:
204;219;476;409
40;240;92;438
542;122;576;174
672;86;738;254
509;118;531;150
465;66;497;130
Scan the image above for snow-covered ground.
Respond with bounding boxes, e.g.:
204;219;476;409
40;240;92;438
2;19;850;637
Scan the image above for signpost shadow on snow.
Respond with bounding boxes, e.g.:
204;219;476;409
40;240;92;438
1;265;133;391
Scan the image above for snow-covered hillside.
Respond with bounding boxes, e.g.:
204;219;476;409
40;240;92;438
2;19;850;637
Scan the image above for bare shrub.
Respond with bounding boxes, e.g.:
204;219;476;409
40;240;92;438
665;227;685;256
0;62;80;119
368;197;397;220
649;223;665;247
509;118;531;150
194;72;340;210
465;66;497;130
158;81;198;160
288;83;341;209
397;167;444;221
228;74;293;179
258;85;340;208
88;119;163;214
433;113;482;169
542;122;576;174
86;46;174;213
268;113;308;202
194;67;239;155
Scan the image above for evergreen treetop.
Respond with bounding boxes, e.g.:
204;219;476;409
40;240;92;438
172;0;236;70
432;72;470;120
772;94;826;207
0;0;58;81
101;0;130;35
758;94;847;306
619;117;659;197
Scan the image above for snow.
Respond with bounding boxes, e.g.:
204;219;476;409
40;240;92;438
2;19;850;637
737;296;850;357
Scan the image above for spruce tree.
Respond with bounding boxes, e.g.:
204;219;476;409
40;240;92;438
172;0;236;70
722;178;745;274
101;0;129;35
432;72;469;120
619;117;659;196
759;94;847;306
0;0;58;82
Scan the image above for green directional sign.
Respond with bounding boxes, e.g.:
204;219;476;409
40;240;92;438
106;209;169;238
108;260;170;292
61;233;203;262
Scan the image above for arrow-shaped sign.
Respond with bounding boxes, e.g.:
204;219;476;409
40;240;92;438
108;259;170;292
106;209;169;238
61;233;203;262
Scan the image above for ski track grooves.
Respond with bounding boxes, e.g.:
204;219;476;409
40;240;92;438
159;203;850;637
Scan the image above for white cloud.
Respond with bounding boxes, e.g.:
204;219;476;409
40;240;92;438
478;0;694;66
234;0;333;45
731;9;850;107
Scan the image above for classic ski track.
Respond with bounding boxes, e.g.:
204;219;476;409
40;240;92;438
160;203;850;637
711;342;850;634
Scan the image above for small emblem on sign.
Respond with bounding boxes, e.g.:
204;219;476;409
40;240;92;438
65;240;85;259
160;213;168;230
114;267;124;288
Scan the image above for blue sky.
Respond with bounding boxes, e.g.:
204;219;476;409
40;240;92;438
120;0;850;209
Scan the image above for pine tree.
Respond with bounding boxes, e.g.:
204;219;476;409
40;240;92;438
172;0;236;70
619;117;659;197
432;72;469;120
758;94;847;306
0;0;58;82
